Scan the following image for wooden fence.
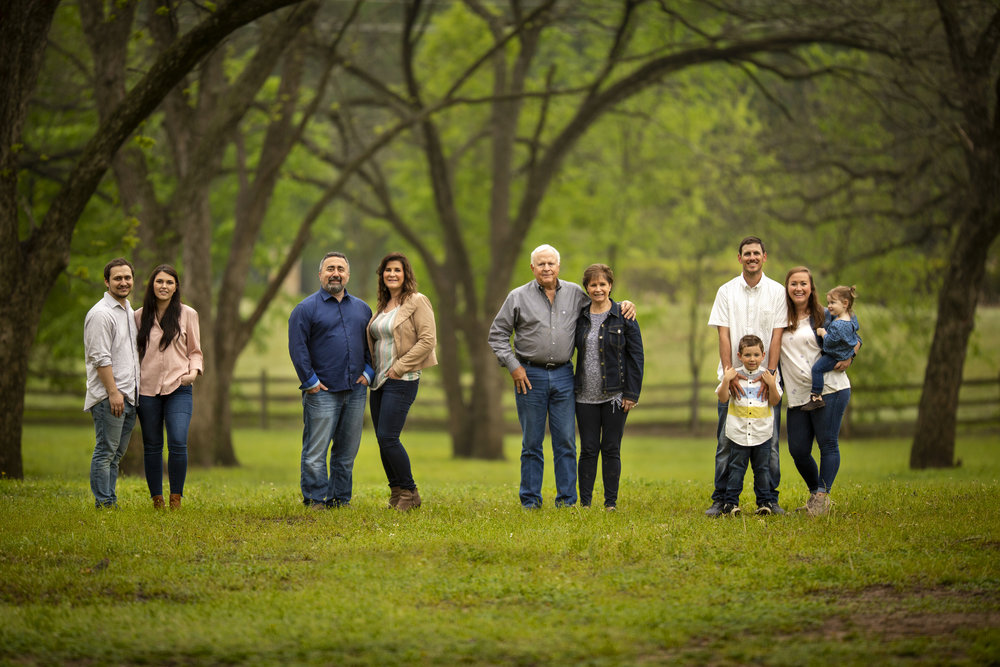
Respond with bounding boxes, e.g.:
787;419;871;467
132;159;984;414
24;370;1000;437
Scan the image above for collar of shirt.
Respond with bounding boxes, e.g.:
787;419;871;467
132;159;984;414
739;272;768;290
102;291;131;311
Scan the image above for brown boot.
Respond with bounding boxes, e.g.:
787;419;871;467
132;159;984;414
410;486;421;508
389;487;403;508
152;495;165;510
169;494;182;510
395;488;418;512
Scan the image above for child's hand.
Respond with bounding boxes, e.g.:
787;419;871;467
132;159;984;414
816;327;826;337
759;368;777;389
722;367;738;383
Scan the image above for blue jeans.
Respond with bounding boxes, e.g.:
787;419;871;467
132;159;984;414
576;400;628;507
723;439;774;506
137;385;193;497
89;397;137;508
714;399;781;504
810;354;840;395
514;363;577;508
301;386;367;506
369;378;419;491
787;388;850;494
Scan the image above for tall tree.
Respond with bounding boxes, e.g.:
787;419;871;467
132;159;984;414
911;0;1000;467
724;0;999;467
0;0;306;479
311;0;879;458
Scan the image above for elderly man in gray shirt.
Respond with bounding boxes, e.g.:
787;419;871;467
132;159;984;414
84;257;140;509
489;244;634;508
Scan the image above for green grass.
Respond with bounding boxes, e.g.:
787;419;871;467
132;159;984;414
3;426;1000;665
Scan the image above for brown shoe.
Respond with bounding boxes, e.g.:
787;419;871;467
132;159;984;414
395;487;421;512
152;495;165;510
169;493;182;510
389;487;403;508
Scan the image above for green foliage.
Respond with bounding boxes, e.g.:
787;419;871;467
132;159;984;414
2;427;998;664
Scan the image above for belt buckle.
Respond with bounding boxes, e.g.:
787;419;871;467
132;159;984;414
544;362;558;370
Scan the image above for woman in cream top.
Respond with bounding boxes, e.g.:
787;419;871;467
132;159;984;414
780;266;856;516
366;253;437;511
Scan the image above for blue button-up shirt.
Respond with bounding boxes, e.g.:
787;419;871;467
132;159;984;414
288;289;374;392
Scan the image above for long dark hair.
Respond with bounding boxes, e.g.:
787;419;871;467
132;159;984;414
784;266;825;332
375;252;417;313
137;264;182;360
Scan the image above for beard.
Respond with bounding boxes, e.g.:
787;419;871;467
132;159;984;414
323;279;345;295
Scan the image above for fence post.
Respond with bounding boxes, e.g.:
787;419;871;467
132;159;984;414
260;369;268;430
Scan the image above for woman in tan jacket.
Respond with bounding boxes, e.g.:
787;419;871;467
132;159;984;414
366;253;438;511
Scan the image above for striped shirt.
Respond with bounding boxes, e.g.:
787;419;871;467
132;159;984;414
369;309;421;390
721;366;782;447
83;292;140;411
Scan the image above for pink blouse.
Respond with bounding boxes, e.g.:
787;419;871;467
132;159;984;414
134;304;204;397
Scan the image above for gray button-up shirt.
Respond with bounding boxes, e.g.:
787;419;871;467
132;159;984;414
83;292;140;411
488;279;589;370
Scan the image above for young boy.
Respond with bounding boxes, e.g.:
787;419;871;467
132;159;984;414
716;334;782;516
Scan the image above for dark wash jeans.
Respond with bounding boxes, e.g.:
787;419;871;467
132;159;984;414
787;388;850;494
369;378;419;491
575;400;628;507
713;399;781;504
723;438;774;507
137;385;193;497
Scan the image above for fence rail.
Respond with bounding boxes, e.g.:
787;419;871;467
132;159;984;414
23;369;1000;436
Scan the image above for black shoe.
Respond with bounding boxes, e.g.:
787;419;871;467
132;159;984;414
755;504;773;516
721;503;740;516
704;500;725;517
801;395;826;411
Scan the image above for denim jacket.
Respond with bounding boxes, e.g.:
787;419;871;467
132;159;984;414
574;300;644;402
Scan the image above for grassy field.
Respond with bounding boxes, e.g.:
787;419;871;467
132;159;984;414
2;425;999;665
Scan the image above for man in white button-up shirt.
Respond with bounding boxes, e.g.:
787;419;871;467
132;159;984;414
83;258;140;509
705;237;787;516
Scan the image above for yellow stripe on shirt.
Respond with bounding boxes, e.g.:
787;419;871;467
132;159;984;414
728;404;773;419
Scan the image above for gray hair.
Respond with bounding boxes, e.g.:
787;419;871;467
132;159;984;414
530;244;560;265
318;252;350;272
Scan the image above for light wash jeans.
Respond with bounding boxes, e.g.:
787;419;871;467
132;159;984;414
89;397;137;508
515;363;577;508
301;386;367;506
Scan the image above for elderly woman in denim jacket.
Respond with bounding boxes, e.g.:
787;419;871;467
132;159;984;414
574;264;644;510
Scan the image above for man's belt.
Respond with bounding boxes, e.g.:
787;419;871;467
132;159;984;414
517;356;569;371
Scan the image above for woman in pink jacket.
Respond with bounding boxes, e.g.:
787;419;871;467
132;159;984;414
135;265;203;510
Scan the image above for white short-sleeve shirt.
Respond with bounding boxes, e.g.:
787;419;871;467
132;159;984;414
780;316;851;408
708;273;788;381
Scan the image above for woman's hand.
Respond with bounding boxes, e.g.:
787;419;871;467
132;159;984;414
387;368;401;380
623;399;637;412
834;358;853;371
181;371;198;386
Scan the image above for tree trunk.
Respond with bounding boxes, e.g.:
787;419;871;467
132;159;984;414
0;303;38;479
911;193;998;467
0;0;60;479
910;0;999;469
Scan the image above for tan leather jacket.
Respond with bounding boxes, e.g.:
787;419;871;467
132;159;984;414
366;292;438;376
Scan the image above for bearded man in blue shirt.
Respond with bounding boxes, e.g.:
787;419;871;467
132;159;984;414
289;252;374;509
